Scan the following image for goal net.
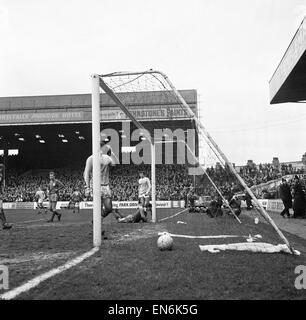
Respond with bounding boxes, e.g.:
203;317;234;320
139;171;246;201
91;70;295;254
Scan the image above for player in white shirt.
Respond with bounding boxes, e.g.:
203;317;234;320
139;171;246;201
83;138;121;238
137;171;151;221
35;186;47;215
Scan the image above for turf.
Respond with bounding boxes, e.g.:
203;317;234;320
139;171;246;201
0;208;306;300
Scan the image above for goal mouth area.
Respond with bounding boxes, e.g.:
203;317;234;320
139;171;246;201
92;70;296;254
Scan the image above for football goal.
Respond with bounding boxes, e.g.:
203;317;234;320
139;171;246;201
91;70;295;254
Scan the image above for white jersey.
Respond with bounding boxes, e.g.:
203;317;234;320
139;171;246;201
35;190;45;203
89;153;114;186
138;177;151;197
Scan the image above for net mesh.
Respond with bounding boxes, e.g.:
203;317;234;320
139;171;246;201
97;70;294;251
99;71;244;218
99;71;192;121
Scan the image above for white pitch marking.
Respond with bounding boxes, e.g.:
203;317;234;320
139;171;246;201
159;233;241;239
159;208;189;222
158;233;263;240
15;218;46;225
0;247;99;300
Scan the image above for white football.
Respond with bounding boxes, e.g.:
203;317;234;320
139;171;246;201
157;232;173;251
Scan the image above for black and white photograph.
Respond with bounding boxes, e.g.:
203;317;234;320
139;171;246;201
0;0;306;307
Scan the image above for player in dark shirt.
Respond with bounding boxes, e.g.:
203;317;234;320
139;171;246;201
0;164;12;230
69;189;82;213
47;171;64;222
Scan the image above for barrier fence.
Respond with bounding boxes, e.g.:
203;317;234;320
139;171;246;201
3;199;286;212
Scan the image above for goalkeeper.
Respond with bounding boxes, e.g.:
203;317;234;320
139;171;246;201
116;209;148;223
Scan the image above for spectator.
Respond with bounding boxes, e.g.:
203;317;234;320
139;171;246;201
279;178;292;218
292;175;306;219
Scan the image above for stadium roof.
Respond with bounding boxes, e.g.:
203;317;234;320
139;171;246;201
0;90;197;125
269;16;306;104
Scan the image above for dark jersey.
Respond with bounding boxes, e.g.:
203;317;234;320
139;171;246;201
48;179;63;201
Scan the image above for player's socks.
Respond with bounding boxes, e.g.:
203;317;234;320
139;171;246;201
145;206;152;221
51;211;61;221
48;212;57;222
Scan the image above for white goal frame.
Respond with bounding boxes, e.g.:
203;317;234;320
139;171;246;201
91;73;156;247
91;70;295;254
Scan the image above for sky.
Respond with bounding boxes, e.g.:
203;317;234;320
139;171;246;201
1;0;306;166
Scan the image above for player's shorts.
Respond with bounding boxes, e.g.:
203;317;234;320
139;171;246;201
101;185;112;199
49;194;58;202
139;192;150;199
49;194;58;210
49;201;57;210
37;201;44;209
138;194;150;206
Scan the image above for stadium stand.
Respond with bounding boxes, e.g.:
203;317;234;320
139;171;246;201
2;164;193;202
1;159;305;203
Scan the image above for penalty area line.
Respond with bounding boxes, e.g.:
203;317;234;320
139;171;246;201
0;246;99;300
159;208;189;222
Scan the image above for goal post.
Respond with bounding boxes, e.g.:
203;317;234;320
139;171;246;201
151;142;156;223
91;74;102;247
93;69;296;254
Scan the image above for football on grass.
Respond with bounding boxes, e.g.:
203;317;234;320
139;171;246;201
157;233;173;251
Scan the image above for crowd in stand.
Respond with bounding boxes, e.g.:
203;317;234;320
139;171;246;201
237;163;305;187
196;162;306;201
2;160;305;203
2;164;193;202
110;164;192;201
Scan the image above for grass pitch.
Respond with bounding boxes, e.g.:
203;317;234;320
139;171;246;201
0;208;306;300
